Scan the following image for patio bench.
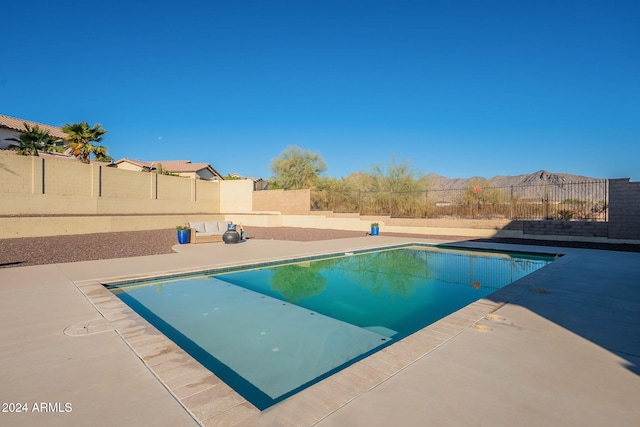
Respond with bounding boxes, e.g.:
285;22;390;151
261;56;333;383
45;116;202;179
188;221;232;243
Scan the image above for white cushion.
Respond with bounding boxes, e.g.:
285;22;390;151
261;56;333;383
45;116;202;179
189;222;206;233
204;222;220;233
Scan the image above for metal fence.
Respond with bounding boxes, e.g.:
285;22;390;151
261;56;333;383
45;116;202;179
311;180;608;221
420;249;554;291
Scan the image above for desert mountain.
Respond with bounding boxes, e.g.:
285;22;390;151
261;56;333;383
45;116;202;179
419;170;607;203
420;170;602;190
343;170;606;203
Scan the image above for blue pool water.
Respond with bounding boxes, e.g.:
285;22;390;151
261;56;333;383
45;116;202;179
108;245;554;409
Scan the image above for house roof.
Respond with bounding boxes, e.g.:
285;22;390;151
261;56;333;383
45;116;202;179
229;172;265;182
0;114;68;140
151;160;207;173
112;158;153;169
113;158;224;178
0;148;86;162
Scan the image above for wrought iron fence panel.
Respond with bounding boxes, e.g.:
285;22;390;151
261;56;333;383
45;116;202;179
311;180;608;221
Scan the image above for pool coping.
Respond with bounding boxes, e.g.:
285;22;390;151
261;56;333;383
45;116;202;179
73;239;570;426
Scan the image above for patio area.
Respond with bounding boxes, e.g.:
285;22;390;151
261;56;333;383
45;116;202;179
1;234;639;426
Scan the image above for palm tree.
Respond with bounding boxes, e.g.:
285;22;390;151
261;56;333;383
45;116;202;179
6;123;56;156
92;145;113;163
61;121;108;164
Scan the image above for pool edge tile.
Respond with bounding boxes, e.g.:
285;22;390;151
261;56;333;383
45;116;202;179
72;244;545;427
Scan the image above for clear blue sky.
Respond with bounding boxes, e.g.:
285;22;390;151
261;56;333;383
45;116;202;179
3;0;639;180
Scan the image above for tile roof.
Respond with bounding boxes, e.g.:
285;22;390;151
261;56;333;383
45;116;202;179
112;158;153;168
0;148;84;162
113;158;223;177
152;160;210;173
0;114;68;140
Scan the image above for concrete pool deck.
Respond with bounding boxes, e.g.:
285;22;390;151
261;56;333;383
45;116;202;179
1;236;639;426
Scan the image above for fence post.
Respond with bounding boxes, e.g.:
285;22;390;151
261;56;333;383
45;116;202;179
510;185;514;219
544;183;549;219
30;156;45;194
30;156;46;195
151;172;158;200
41;157;45;194
605;179;609;221
425;189;428;217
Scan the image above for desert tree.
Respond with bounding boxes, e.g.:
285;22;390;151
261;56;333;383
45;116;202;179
458;179;503;217
369;156;422;193
367;157;424;216
270;145;327;190
312;176;358;211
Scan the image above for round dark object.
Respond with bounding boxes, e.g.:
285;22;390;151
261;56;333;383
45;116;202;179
223;230;241;244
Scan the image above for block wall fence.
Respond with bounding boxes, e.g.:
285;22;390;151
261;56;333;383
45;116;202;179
608;178;640;240
1;152;639;241
252;189;311;214
0;153;220;215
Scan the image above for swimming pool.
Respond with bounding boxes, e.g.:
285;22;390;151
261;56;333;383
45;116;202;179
107;245;554;409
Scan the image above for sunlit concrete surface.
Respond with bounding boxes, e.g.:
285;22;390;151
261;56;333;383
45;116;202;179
1;236;638;426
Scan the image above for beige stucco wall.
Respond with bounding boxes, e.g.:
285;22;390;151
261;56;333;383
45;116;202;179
0;214;227;239
253;189;311;214
5;211;638;242
219;179;254;213
0;211;518;239
2;151;638;242
272;214;520;238
0;154;39;194
0;151;220;216
101;166;150;199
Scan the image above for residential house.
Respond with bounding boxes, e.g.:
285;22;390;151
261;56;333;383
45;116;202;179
1;115;225;180
0;114;68;150
111;158;224;181
228;172;268;190
110;158;155;172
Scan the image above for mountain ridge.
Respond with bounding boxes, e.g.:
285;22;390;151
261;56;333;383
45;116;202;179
420;169;602;190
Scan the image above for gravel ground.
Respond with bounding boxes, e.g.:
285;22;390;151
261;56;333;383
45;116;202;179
1;226;639;269
0;227;368;268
